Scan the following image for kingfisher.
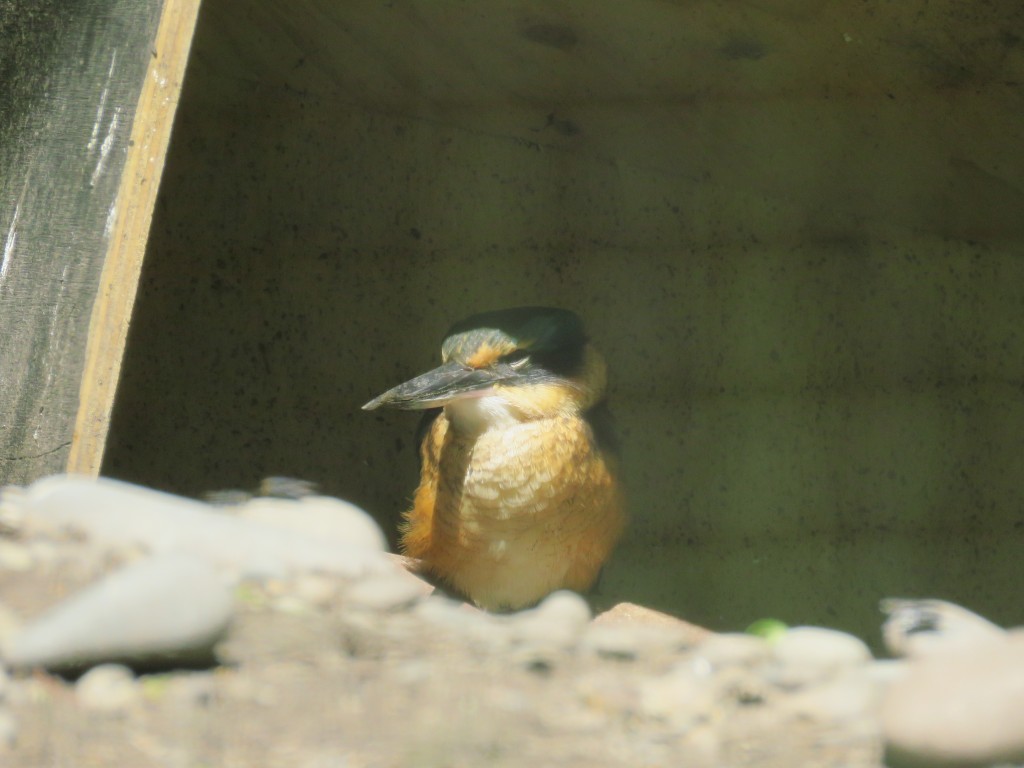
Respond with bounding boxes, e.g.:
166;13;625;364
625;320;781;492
363;306;626;611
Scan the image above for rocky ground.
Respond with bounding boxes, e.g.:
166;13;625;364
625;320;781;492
0;476;1020;768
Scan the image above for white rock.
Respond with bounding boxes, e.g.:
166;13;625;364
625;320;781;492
866;659;909;689
2;553;233;672
75;664;140;712
881;598;1006;659
6;475;389;580
238;495;387;552
414;596;499;641
775;626;872;667
532;590;592;626
510;590;592;648
345;572;425;612
769;626;871;688
696;632;771;669
882;630;1024;766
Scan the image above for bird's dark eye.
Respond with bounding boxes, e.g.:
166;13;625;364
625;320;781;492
502;349;531;369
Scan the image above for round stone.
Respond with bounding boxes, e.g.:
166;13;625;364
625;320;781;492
769;626;872;688
75;664;140;713
510;590;592;649
239;495;387;552
697;632;771;669
882;631;1024;766
2;553;233;672
346;573;426;612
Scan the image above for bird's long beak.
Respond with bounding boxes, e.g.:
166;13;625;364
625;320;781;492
362;360;504;411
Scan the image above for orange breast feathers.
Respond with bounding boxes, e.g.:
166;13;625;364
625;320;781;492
400;409;625;611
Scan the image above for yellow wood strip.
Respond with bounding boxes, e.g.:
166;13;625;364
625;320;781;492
67;0;203;476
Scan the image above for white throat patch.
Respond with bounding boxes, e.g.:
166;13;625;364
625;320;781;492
445;394;520;435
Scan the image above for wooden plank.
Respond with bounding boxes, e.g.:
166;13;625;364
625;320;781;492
67;0;203;476
0;0;199;485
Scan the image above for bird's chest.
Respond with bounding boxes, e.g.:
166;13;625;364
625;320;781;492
412;406;621;610
434;417;590;540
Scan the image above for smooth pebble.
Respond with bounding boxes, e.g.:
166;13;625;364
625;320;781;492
510;591;591;649
769;626;871;688
346;573;425;612
881;598;1006;659
882;630;1024;766
8;475;390;580
696;632;771;669
76;664;140;712
238;495;387;552
2;553;233;672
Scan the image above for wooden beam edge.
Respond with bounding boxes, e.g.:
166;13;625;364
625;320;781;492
66;0;204;476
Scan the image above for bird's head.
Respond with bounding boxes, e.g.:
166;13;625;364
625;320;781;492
362;307;607;431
